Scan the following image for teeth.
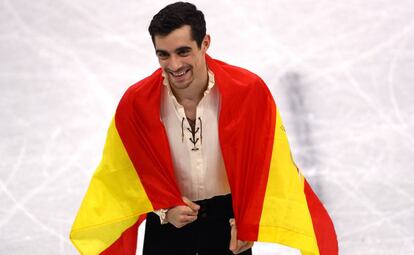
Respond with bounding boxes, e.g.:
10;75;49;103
171;70;186;77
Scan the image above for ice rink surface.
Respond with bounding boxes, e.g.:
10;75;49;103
1;0;414;254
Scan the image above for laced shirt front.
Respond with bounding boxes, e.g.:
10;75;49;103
160;70;231;201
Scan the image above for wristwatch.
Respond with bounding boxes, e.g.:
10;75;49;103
155;209;169;225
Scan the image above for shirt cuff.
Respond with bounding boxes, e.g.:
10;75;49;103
154;209;169;224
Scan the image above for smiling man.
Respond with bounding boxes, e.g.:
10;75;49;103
144;3;253;254
70;2;338;255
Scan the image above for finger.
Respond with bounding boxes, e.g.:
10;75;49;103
182;196;200;211
174;216;197;229
172;215;197;228
229;219;238;252
234;241;253;254
233;240;244;254
179;206;198;216
180;215;197;223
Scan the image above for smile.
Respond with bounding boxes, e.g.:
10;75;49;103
169;68;190;78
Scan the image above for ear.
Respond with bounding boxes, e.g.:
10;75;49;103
202;34;211;52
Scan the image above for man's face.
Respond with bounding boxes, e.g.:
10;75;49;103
154;25;209;91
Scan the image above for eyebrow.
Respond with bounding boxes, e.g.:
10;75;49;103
155;46;192;55
175;46;192;52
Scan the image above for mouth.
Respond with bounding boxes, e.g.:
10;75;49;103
168;68;190;78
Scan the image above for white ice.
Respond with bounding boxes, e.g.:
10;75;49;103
1;0;414;254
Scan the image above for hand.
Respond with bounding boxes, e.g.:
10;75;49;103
229;218;254;254
166;196;200;228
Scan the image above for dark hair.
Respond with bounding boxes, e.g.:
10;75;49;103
148;2;206;48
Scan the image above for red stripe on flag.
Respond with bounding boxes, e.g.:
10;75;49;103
304;181;338;255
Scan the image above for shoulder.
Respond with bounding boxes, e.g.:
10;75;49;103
115;68;163;119
119;68;163;105
124;69;163;98
208;56;272;99
210;57;261;84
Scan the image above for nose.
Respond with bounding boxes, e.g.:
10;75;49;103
168;55;183;71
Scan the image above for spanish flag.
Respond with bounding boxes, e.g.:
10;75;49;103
70;55;338;255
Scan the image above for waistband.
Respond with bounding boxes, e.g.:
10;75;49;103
193;193;233;221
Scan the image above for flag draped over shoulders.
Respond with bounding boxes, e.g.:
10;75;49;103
70;55;338;255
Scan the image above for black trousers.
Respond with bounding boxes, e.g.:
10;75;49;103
143;194;252;255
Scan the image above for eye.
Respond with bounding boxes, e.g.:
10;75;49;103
156;51;169;60
177;48;191;56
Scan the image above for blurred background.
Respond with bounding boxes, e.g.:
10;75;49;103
1;0;414;254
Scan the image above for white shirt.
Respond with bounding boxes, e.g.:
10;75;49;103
160;70;231;201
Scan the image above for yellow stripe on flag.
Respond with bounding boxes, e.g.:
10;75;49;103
258;110;319;255
70;118;153;254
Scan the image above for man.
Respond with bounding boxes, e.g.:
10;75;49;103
70;2;337;255
143;2;253;254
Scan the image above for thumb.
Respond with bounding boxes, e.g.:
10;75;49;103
182;196;200;211
229;218;238;251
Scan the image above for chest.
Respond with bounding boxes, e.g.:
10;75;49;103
181;101;198;120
